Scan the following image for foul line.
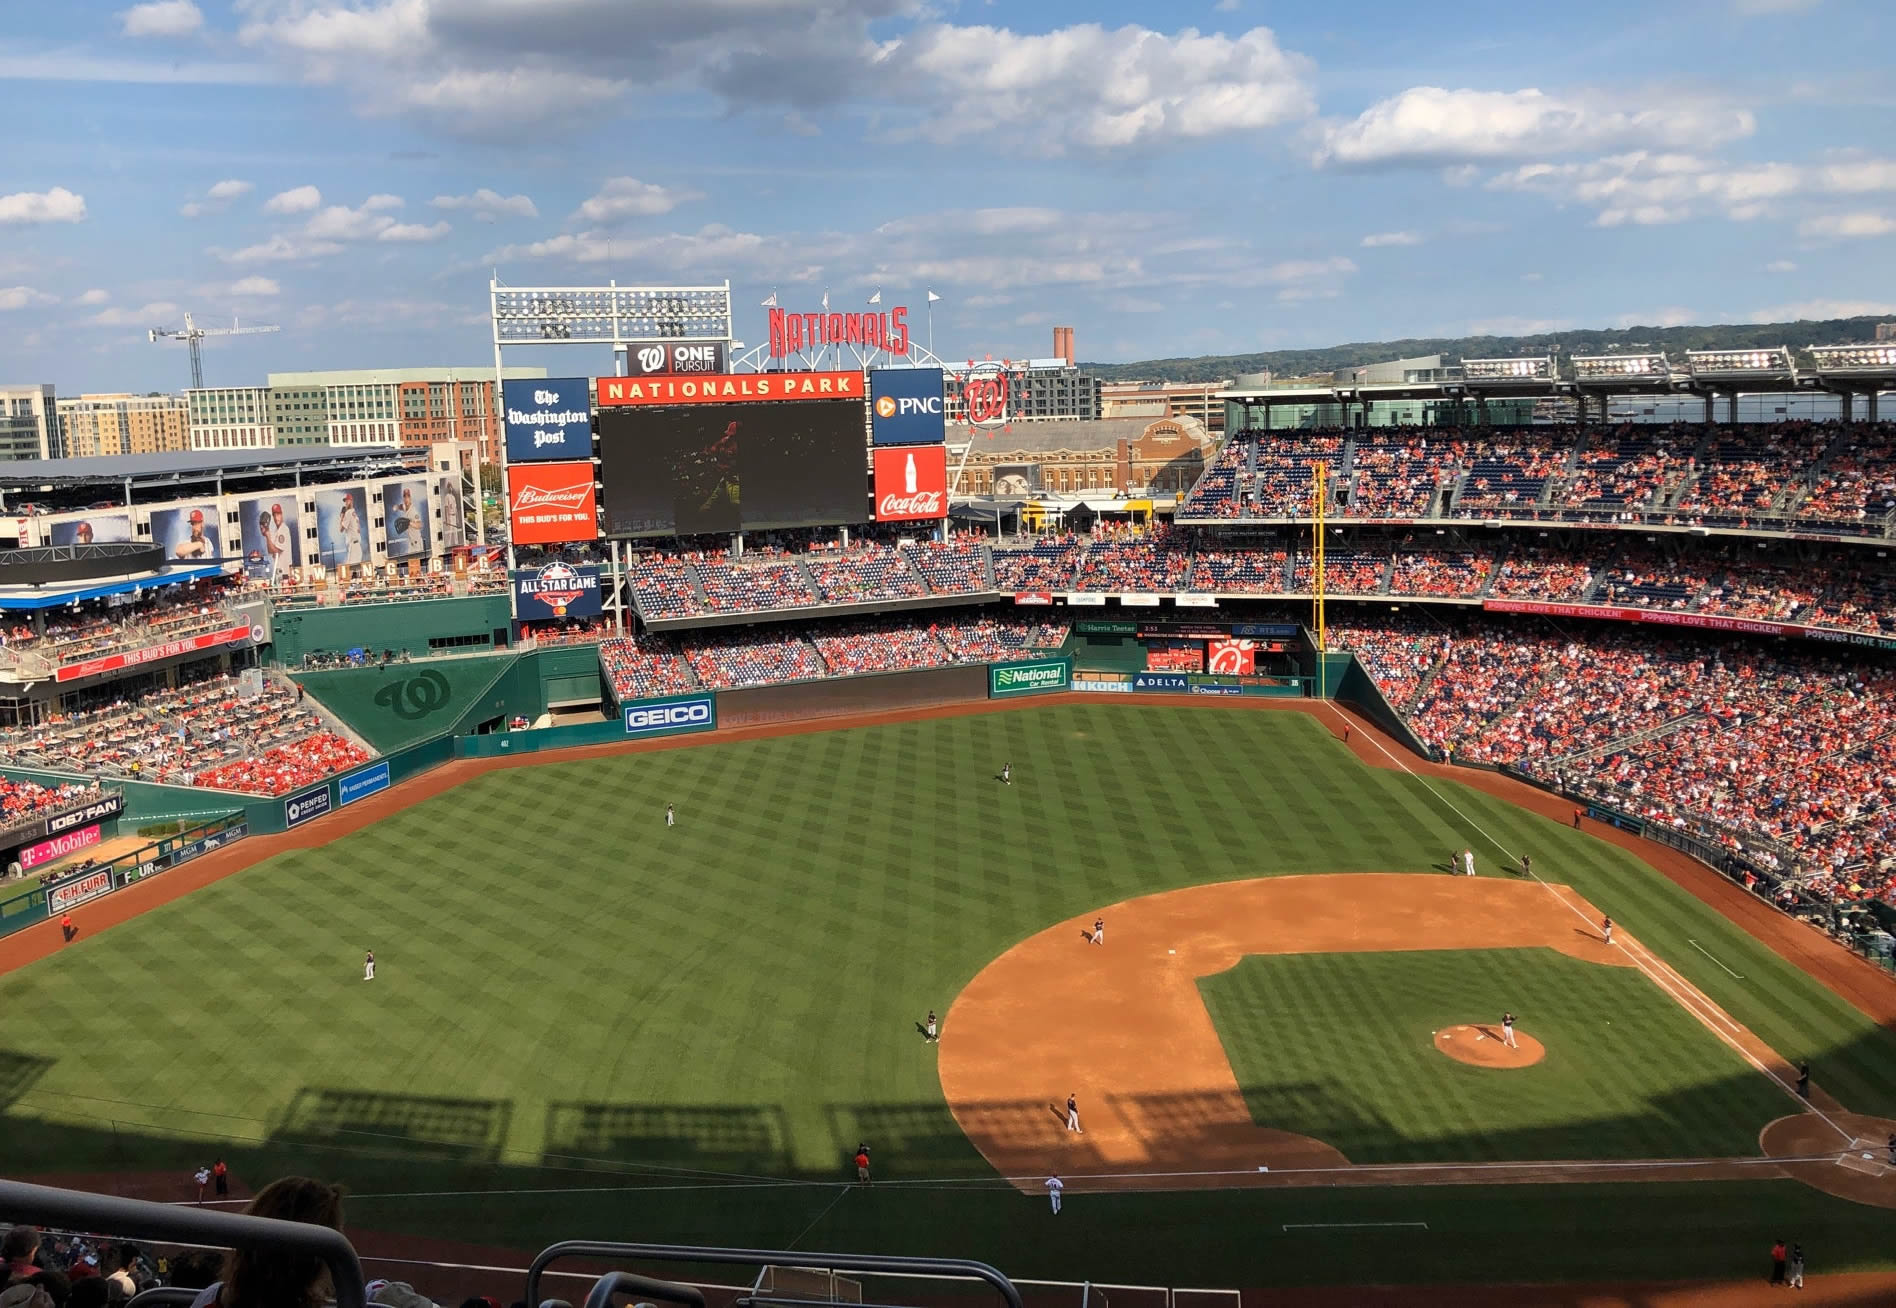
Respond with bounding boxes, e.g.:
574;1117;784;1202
1689;938;1746;979
1324;703;1853;1145
1283;1221;1427;1231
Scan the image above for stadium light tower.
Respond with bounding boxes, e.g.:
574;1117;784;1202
1461;356;1556;384
1571;352;1673;423
1808;343;1896;421
1684;347;1796;424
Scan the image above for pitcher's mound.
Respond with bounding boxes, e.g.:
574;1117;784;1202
1434;1023;1545;1068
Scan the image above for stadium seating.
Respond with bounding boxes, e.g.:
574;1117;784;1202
0;777;111;831
991;539;1086;591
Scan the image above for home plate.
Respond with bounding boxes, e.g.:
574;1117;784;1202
1169;949;1176;955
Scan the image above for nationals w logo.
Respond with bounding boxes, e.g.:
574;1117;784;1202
962;365;1009;428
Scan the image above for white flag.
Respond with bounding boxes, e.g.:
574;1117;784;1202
761;292;778;307
927;290;942;303
821;289;830;311
867;288;882;305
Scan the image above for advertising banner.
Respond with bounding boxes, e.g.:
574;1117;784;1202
1132;672;1190;692
56;625;253;683
49;869;114;914
1063;593;1107;606
1073;673;1135;693
595;371;864;407
436;478;465;548
1119;594;1161;607
128;820;248;884
1073;619;1138;634
508;462;598;545
872;445;947;522
337;761;391;807
313;487;369;568
42;794;123;838
769;305;910;358
47;513;132;547
149;503;222;561
504;378;593;463
1175;594;1219;608
869;368;946;445
384;479;432;560
1013;593;1052;605
989;658;1072;698
1208;638;1257;675
623;693;717;739
19;824;101;871
514;563;603;619
1234;623;1301;638
627;343;727;377
237;495;300;580
284;784;332;829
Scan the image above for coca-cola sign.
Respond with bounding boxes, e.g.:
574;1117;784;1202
872;445;948;522
506;461;599;545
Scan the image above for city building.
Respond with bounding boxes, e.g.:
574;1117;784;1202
1100;380;1228;432
1229;356;1536;429
954;415;1212;496
187;386;275;451
187;367;547;457
939;327;1103;426
0;385;59;461
1878;323;1896;343
56;393;191;458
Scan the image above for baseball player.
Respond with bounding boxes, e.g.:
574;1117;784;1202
1463;848;1476;877
1602;916;1614;946
1520;854;1531;878
194;1167;210;1205
1001;762;1011;786
1502;1012;1518;1049
854;1147;870;1185
1092;917;1104;946
666;804;675;828
363;950;375;981
1045;1175;1064;1214
924;1010;939;1042
1065;1094;1081;1133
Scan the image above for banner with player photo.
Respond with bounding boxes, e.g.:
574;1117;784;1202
236;495;300;581
148;504;223;561
47;513;132;547
313;487;370;568
383;480;431;560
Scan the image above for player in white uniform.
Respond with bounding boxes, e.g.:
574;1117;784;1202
1091;917;1104;946
1001;762;1011;786
666;804;675;828
363;950;375;981
1045;1175;1063;1214
1463;848;1476;877
1502;1012;1517;1048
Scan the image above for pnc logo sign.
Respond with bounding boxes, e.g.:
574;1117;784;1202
624;696;716;737
868;367;948;446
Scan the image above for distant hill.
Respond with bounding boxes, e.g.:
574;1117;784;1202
1080;315;1893;383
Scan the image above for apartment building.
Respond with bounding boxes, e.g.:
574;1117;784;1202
0;385;59;461
56;393;191;458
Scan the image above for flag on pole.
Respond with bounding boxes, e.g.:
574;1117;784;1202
821;290;830;311
761;292;777;307
927;290;942;303
867;289;881;305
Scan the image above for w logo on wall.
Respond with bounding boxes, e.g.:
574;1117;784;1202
962;362;1010;431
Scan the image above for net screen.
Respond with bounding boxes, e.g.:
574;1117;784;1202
599;400;868;536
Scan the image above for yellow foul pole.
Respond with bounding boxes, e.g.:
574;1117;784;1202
1313;460;1327;656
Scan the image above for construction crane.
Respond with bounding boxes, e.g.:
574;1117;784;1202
148;313;281;389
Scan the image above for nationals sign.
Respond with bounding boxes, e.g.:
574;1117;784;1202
872;445;948;521
56;625;253;683
507;462;598;544
961;363;1010;429
769;307;910;358
1207;638;1257;675
596;372;863;407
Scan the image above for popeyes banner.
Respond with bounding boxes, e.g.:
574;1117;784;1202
595;371;865;407
19;824;101;871
507;462;599;545
56;624;255;683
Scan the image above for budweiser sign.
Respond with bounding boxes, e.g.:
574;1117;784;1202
872;446;948;522
769;307;910;358
507;462;598;545
513;483;592;511
56;624;252;683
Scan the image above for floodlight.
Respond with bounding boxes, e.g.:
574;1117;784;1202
1808;344;1896;373
1462;356;1555;383
490;283;732;346
1572;353;1670;380
1684;347;1795;377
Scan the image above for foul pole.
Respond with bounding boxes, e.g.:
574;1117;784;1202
1313;460;1328;697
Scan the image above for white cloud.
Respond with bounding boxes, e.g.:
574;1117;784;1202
226;276;281;296
0;187;87;225
182;178;254;218
1766;260;1798;272
378;221;451;242
264;185;322;214
1468;316;1575;335
1520;272;1544;282
219;234;344;264
1798;212;1896;239
0;287;58;311
432;188;538;221
75;288;110;305
1487;150;1896;227
121;1;203;38
1315;87;1754;168
574;178;702;224
1361;230;1422;247
1214;0;1241;9
1751;298;1896;321
91;300;182;327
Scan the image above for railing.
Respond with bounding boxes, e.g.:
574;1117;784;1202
526;1243;1023;1308
0;1180;366;1308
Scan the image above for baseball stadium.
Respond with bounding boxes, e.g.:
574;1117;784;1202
4;295;1896;1308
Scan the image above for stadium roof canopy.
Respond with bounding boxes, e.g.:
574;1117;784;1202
0;562;233;610
0;446;423;496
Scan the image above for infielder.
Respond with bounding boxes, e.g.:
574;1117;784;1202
1502;1011;1517;1049
1463;848;1476;877
1092;917;1104;946
1045;1175;1064;1214
924;1010;939;1042
363;950;375;981
1066;1094;1081;1133
666;804;675;828
1602;916;1614;946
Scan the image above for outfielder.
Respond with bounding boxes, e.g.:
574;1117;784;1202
1001;762;1012;786
1045;1175;1064;1214
363;950;375;981
924;1010;939;1042
1463;848;1476;877
1066;1093;1081;1133
1502;1011;1517;1048
666;804;675;828
1602;916;1614;946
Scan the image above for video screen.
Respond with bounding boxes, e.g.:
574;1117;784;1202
599;399;868;536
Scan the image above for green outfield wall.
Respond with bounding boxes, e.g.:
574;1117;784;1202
270;594;512;666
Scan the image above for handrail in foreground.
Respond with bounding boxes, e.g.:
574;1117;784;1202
525;1242;1022;1308
0;1180;366;1308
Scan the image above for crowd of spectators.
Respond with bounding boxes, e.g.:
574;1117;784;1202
1291;551;1387;594
1796;425;1896;523
806;547;929;605
1449;432;1571;516
1590;545;1714;611
598;634;696;700
1674;425;1829;523
1556;426;1696;514
2;581;243;672
0;777;108;840
688;632;827;689
991;538;1086;591
697;560;820;614
1071;529;1191;592
1485;544;1600;601
1344;434;1461;518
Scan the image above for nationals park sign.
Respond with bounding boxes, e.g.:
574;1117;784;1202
596;372;864;407
988;657;1072;698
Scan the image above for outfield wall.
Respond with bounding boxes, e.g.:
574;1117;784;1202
271;595;512;666
719;665;989;728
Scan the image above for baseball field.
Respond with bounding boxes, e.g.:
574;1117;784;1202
4;698;1896;1298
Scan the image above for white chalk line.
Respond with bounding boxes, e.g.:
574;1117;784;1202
1325;703;1854;1145
1689;938;1746;979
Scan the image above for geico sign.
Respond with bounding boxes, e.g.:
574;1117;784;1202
874;395;942;419
625;700;713;733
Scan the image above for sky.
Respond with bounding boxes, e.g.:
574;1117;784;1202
2;0;1894;394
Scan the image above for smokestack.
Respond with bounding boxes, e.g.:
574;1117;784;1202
1054;326;1074;366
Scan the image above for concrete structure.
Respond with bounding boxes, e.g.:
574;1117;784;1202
56;393;191;459
1100;380;1228;432
187;367;548;457
954;415;1212;496
0;385;59;461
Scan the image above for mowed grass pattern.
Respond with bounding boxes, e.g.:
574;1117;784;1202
1199;948;1791;1162
4;702;1896;1286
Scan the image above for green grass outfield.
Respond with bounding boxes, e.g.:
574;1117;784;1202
4;702;1896;1289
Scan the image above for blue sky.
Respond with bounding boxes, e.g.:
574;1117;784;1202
3;0;1893;393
